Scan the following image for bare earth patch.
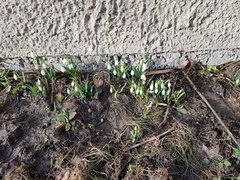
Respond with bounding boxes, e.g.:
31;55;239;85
0;62;240;179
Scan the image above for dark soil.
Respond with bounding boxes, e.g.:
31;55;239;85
1;62;240;179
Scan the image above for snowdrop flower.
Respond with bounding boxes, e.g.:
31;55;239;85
154;87;158;94
34;64;39;70
42;63;47;69
71;81;75;87
13;74;17;81
113;69;117;76
107;63;111;70
41;69;45;76
110;86;113;93
130;70;134;76
149;82;154;91
74;85;78;92
139;88;143;96
38;86;43;92
30;52;35;59
140;74;146;81
160;82;165;89
162;89;166;96
130;86;134;94
120;65;124;72
114;59;119;66
135;88;139;95
67;88;71;95
167;81;171;88
133;83;137;89
142;63;147;72
68;63;74;70
155;82;158;89
122;73;126;79
236;79;239;84
63;58;68;65
166;89;171;95
37;79;41;86
60;66;65;73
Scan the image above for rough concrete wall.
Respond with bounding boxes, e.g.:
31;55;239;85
0;0;240;70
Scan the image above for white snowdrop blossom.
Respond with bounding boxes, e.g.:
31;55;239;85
122;73;126;79
71;81;75;87
107;63;111;70
60;66;65;73
235;79;239;84
41;69;45;76
142;63;147;72
68;63;74;70
149;82;154;91
162;89;166;96
37;79;41;86
120;65;124;72
139;88;143;96
74;85;78;92
160;82;165;89
38;86;43;92
110;86;113;93
130;86;134;94
42;63;47;69
140;74;146;81
114;59;119;66
63;58;68;65
113;69;117;76
135;88;139;95
13;74;17;81
154;87;158;94
130;70;134;76
30;52;35;59
34;64;39;70
167;89;171;95
167;81;171;88
67;88;71;95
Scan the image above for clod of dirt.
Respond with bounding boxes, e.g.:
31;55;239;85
92;71;110;87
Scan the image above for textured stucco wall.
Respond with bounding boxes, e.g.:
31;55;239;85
0;0;240;70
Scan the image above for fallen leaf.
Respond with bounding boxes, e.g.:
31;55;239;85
93;71;110;87
202;144;220;159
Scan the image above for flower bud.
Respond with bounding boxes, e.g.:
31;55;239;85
42;63;47;69
120;65;124;72
13;74;17;81
149;82;154;91
61;66;65;73
113;69;117;76
63;58;68;65
142;63;147;72
140;74;146;81
107;63;111;70
130;86;134;94
114;59;119;66
41;69;45;76
130;70;134;76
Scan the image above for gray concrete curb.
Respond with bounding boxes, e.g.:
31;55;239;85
1;48;240;72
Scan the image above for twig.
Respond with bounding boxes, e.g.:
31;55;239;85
145;69;173;76
125;126;175;151
182;71;240;149
158;105;170;128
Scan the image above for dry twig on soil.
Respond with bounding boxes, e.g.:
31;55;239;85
182;70;240;149
125;126;175;151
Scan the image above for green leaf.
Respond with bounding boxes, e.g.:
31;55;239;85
232;148;240;159
176;106;188;114
207;65;218;71
223;159;231;167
